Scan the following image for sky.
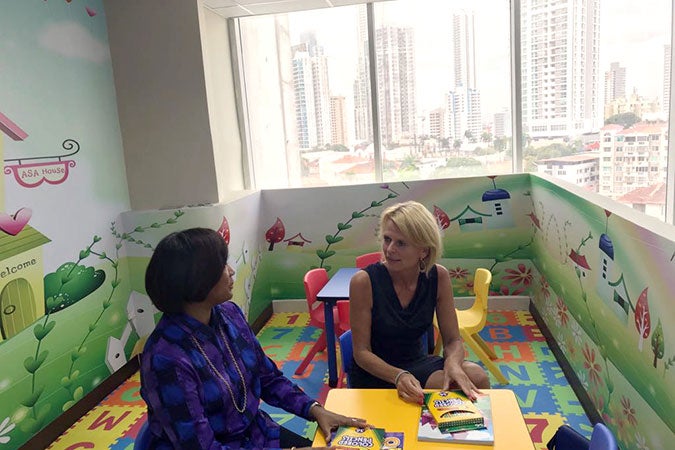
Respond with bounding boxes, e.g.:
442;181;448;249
287;0;672;120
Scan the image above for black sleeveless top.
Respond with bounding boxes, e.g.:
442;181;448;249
352;262;438;382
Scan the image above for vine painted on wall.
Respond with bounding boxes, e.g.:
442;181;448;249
15;210;184;436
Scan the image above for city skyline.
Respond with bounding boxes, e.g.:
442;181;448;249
288;0;671;130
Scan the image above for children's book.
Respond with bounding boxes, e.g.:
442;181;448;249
330;427;404;450
417;394;494;445
423;390;485;433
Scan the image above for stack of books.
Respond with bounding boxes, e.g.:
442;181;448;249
417;390;495;445
331;426;404;450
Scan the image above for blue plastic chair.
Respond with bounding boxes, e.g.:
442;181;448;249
338;329;354;387
135;420;151;450
589;423;617;450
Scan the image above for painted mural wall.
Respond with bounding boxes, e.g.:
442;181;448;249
0;3;672;450
0;1;133;448
528;176;674;450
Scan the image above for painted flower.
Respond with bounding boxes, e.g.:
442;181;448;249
494;284;525;296
582;344;603;386
620;396;637;427
634;432;649;450
571;321;583;345
555;296;569;327
448;267;469;279
0;417;15;444
503;263;533;287
455;278;475;295
576;370;589;390
539;276;550;299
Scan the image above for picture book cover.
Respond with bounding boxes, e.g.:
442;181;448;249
330;426;386;449
382;431;404;449
418;394;494;445
423;390;485;433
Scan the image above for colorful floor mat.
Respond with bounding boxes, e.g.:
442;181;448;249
47;310;591;450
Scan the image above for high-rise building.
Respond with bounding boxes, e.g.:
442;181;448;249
453;11;477;89
428;108;445;139
353;7;372;142
493;109;512;138
604;62;626;105
664;44;671;115
446;87;482;141
374;26;417;144
521;0;601;139
446;10;482;141
292;35;331;150
330;96;348;146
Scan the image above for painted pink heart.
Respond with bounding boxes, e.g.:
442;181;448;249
0;208;32;236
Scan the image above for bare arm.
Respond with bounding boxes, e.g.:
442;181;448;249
435;265;481;400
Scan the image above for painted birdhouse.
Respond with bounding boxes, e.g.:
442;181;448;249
0;225;51;341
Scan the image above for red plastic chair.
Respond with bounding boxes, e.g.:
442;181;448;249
295;268;342;376
336;300;351;335
355;251;382;268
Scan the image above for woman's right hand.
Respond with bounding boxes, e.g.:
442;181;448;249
394;371;424;405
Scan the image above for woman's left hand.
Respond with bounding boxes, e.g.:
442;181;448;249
310;405;369;438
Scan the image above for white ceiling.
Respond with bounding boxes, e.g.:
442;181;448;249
203;0;383;18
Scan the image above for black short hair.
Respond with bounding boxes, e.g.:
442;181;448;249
145;228;228;314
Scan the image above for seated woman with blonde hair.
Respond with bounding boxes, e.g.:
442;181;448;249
349;201;490;404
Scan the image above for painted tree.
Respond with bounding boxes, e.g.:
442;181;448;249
634;287;651;351
265;217;285;250
651;319;664;368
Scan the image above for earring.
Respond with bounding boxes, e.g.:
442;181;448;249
419;259;426;272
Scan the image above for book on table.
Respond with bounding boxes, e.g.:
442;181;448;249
423;390;486;433
330;426;404;449
417;392;494;445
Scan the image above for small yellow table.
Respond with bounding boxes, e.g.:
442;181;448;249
312;389;534;449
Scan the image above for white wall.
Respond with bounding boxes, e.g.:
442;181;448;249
104;0;240;210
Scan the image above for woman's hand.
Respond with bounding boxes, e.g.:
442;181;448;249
394;371;424;405
443;365;481;401
310;405;369;439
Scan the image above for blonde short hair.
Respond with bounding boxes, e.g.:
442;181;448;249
378;201;442;274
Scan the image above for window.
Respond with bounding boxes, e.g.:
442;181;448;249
234;0;673;224
523;0;672;222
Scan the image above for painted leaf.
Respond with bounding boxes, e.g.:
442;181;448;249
265;217;285;250
634;287;650;338
20;386;44;408
217;216;230;244
433;205;451;230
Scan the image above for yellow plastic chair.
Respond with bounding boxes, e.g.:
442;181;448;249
435;268;508;384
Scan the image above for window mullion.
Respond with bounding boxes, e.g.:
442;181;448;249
510;0;523;173
367;2;383;182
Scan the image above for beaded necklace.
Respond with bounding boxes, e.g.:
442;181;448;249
191;327;247;413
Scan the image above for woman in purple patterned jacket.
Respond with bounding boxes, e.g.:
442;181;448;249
140;228;364;449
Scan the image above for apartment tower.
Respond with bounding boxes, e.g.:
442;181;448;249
521;0;601;139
